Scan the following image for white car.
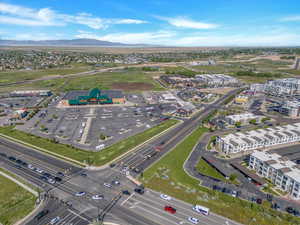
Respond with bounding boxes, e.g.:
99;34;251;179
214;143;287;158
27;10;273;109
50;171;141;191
35;168;44;173
50;216;60;224
231;190;237;198
27;164;35;170
160;194;172;201
188;217;199;224
103;183;112;188
47;178;56;184
92;194;103;200
75;191;86;197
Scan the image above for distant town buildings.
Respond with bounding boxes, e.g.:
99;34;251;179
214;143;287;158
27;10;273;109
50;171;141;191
295;58;300;70
217;123;300;155
189;59;216;66
10;90;52;97
225;113;261;125
249;150;300;199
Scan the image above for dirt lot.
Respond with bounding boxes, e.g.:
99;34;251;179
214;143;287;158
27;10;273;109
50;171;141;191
199;87;235;95
111;82;154;91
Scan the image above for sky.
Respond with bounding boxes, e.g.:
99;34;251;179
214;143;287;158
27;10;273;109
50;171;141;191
0;0;300;46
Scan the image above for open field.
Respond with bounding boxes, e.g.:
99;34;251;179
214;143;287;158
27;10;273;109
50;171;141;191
0;67;165;93
0;119;178;166
141;126;300;225
0;169;36;225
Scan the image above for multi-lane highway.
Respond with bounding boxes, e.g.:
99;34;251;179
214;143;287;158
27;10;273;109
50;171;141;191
0;87;245;225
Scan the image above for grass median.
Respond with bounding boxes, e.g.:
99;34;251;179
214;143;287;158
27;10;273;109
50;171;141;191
195;158;226;181
0;170;37;225
0;119;178;166
141;126;300;225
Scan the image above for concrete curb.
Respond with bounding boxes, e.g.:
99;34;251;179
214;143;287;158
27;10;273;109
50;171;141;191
87;119;182;170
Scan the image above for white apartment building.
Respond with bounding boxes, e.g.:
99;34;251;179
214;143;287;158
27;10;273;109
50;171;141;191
280;100;300;118
225;113;261;125
250;83;265;93
217;123;300;155
249;150;300;199
264;78;300;96
195;74;239;87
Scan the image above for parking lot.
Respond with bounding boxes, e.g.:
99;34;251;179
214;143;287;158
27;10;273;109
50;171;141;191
0;96;44;109
18;102;167;151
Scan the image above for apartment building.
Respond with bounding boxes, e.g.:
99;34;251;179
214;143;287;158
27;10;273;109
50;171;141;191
217;123;300;155
249;150;300;199
280;100;300;118
195;74;239;87
264;78;300;96
250;83;265;94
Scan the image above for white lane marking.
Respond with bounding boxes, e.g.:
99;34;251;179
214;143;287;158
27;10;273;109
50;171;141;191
68;209;90;222
121;193;135;206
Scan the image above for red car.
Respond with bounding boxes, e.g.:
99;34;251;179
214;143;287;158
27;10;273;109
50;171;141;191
164;206;176;214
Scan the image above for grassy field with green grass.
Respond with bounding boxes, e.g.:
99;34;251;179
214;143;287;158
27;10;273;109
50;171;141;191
0;68;164;93
0;171;36;225
0;119;178;166
141;126;300;225
195;158;226;181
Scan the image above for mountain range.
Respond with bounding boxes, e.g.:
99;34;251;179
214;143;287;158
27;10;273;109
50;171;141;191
0;38;148;47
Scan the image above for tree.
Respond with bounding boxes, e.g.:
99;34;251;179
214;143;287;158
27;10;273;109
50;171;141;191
249;119;257;125
99;133;106;140
235;121;242;128
229;174;237;182
261;117;270;123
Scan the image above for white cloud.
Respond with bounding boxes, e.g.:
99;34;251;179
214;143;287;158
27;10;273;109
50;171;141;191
0;2;147;29
158;16;218;29
280;15;300;22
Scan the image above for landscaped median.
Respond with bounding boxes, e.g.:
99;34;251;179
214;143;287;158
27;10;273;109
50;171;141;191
0;168;37;225
141;126;300;225
0;119;178;167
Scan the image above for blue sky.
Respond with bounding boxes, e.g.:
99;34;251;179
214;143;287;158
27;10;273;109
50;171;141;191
0;0;300;46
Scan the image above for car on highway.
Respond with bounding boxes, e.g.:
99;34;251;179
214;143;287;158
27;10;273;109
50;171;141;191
57;171;64;177
193;205;209;215
27;164;35;170
8;156;16;161
0;152;7;157
75;191;86;197
35;168;44;174
164;206;176;214
50;216;60;224
103;183;112;188
80;173;87;177
92;194;104;200
43;172;52;178
112;180;120;185
188;217;199;224
122;190;131;195
34;210;49;220
54;177;62;182
160;194;172;200
134;188;144;194
47;178;56;184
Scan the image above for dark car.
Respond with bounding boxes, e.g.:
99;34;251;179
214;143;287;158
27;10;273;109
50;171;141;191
134;188;144;195
122;190;131;195
40;176;48;181
109;163;116;168
0;152;7;157
16;159;23;164
8;156;16;161
256;198;262;204
54;177;62;182
57;172;64;177
43;172;51;178
34;210;49;220
80;173;87;177
286;207;295;214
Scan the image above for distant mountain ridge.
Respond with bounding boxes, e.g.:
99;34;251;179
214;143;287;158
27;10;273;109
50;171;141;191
0;38;148;47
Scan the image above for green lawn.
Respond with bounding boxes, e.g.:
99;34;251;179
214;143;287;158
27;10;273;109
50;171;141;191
195;158;226;181
0;171;36;225
141;126;300;225
0;119;178;166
